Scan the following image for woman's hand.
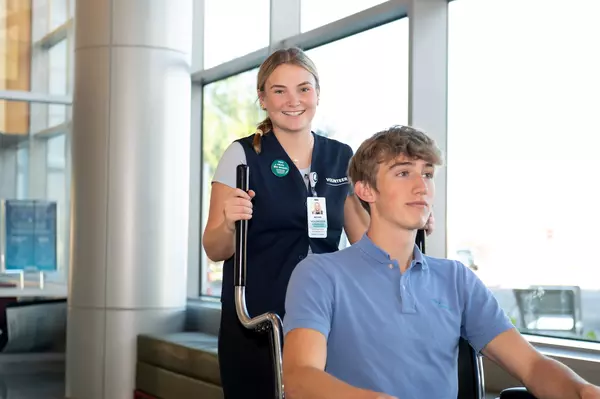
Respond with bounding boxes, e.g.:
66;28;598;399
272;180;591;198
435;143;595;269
424;211;435;236
223;189;256;232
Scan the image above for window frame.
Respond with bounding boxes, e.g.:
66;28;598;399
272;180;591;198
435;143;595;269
192;0;409;299
190;0;600;390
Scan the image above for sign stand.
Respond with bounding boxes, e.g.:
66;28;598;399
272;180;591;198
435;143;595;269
0;199;57;291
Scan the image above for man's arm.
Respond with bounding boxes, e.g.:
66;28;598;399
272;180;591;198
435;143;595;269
481;329;600;399
283;328;395;399
283;257;395;399
459;263;600;399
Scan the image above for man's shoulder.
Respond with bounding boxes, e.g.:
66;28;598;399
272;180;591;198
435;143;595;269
293;246;359;277
422;255;471;279
423;254;461;269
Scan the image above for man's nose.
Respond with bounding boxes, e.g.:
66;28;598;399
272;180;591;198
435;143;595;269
413;175;428;194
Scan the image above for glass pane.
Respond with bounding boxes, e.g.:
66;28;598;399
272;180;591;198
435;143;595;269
49;39;68;96
284;18;407;250
16;144;29;199
46;132;68;278
0;132;28;199
46;133;65;168
0;101;71;289
50;0;69;30
203;0;270;69
1;0;73;95
201;69;263;296
307;19;408;153
301;0;387;32
448;0;600;342
32;0;70;40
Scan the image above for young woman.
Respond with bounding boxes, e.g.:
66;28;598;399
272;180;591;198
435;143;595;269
202;47;433;398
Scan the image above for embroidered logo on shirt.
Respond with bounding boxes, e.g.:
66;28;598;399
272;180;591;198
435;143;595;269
325;177;349;186
431;298;451;310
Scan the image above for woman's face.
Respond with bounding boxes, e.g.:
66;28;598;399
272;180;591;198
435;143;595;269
259;64;319;134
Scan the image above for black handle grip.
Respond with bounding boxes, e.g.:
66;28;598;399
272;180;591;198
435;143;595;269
235;164;249;287
416;229;426;254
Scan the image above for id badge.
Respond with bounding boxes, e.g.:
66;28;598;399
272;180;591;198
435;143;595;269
307;197;328;238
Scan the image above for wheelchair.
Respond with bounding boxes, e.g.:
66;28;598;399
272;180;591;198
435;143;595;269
234;164;537;399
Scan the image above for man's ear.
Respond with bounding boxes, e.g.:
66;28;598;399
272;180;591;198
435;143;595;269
354;181;376;206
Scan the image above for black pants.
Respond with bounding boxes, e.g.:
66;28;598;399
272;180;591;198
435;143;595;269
218;309;277;399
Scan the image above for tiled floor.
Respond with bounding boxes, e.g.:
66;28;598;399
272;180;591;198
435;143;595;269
0;357;502;399
0;358;64;399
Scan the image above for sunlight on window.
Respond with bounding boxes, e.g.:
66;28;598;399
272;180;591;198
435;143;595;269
204;0;270;69
307;19;408;152
200;69;263;296
301;0;387;32
447;0;600;342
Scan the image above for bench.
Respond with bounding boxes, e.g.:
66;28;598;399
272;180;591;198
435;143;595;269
135;332;223;399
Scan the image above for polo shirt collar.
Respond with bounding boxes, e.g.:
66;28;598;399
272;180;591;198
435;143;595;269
355;233;428;270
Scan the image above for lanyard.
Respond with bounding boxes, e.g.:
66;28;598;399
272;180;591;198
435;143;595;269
304;171;318;197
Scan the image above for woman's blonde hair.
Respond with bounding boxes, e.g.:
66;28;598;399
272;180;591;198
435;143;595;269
253;47;320;154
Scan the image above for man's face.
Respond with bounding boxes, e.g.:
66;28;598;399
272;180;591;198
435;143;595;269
369;155;435;230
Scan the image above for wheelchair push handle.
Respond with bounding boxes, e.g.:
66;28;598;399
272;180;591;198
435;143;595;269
416;229;426;253
234;164;249;288
234;164;285;399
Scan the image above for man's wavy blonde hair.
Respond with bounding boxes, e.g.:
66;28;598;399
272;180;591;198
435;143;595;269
348;125;444;213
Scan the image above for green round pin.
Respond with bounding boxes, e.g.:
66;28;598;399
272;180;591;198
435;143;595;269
271;160;290;177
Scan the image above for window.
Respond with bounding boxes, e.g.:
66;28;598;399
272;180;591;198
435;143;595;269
306;19;409;249
447;0;600;342
16;144;29;199
46;133;67;273
203;0;270;69
50;0;68;30
48;39;68;126
32;0;70;39
301;0;387;32
307;18;409;153
0;99;70;283
201;69;263;296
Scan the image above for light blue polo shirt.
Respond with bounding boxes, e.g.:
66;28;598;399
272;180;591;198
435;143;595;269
283;234;514;398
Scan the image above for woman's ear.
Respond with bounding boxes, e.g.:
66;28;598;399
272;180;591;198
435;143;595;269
257;90;265;109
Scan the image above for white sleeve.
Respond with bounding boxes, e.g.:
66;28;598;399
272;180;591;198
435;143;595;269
212;142;247;189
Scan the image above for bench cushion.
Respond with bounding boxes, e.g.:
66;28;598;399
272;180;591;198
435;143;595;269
136;361;223;399
137;332;220;386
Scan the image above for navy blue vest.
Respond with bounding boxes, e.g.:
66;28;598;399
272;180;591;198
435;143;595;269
221;132;353;318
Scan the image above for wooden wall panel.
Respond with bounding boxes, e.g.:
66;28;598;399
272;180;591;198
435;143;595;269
1;0;32;135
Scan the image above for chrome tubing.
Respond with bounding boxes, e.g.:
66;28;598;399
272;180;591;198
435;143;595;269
475;354;486;399
416;229;426;253
234;164;285;399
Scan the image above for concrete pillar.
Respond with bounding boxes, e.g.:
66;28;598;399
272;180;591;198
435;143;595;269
66;1;193;398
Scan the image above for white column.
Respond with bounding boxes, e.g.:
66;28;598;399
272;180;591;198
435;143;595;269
408;0;449;259
66;1;193;398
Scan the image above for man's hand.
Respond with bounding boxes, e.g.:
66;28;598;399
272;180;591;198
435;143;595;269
581;383;600;398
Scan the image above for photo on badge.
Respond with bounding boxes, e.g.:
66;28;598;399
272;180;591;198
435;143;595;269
311;198;324;216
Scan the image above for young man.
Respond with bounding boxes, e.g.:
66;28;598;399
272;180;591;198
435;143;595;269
282;125;600;399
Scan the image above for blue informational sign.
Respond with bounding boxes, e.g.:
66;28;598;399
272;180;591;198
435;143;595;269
3;200;57;272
